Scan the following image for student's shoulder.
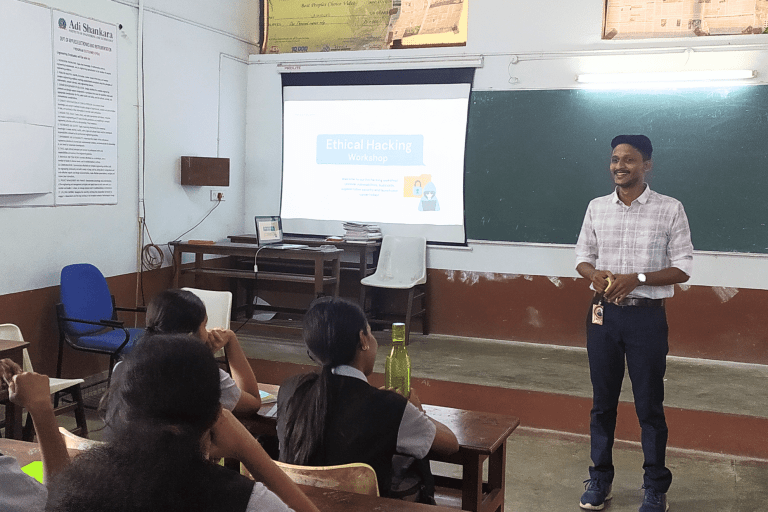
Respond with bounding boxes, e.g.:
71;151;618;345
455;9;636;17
369;385;409;408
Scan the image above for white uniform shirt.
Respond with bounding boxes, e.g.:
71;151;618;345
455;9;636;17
0;455;47;512
331;365;436;459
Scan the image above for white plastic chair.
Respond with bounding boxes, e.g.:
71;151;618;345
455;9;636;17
181;288;232;362
0;324;88;440
361;236;427;342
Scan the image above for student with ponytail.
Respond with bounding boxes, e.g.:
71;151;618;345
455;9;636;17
276;297;458;500
110;288;261;420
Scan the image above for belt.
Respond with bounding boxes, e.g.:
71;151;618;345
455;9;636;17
613;297;665;308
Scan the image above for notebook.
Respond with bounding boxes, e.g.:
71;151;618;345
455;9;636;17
254;216;308;249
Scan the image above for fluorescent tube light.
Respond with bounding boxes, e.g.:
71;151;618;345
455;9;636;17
576;70;756;84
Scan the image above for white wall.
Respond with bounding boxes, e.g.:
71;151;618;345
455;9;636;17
244;0;768;290
0;0;256;296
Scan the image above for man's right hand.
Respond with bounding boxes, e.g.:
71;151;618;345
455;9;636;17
590;269;616;294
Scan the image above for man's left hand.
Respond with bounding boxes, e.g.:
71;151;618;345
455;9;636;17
603;273;640;303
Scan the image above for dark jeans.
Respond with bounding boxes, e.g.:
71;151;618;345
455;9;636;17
585;299;672;493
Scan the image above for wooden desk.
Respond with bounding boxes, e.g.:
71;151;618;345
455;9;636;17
228;234;381;306
245;385;520;512
170;241;342;316
423;405;519;512
0;438;455;512
1;339;30;440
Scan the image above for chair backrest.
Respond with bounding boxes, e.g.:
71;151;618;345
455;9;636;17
0;323;33;372
274;461;379;496
58;426;104;453
181;288;232;330
60;263;114;336
372;235;427;287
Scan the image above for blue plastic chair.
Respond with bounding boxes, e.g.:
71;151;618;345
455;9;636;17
56;263;145;380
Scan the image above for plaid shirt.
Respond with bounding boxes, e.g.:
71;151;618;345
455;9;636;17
575;186;693;299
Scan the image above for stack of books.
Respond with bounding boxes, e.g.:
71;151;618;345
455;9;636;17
342;222;382;241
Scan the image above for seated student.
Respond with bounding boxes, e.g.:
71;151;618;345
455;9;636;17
47;334;319;512
0;359;71;512
112;288;261;415
276;297;459;500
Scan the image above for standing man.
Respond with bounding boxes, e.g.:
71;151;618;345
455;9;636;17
575;135;693;512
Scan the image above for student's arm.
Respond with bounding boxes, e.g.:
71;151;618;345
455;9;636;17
207;329;262;414
3;363;70;482
407;389;459;456
210;408;320;512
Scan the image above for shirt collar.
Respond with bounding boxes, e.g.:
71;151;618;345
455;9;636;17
611;184;651;205
331;364;368;382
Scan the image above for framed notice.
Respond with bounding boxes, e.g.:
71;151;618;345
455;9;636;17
53;11;118;205
263;0;467;54
604;0;768;39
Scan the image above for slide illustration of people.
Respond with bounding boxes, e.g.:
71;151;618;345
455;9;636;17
418;181;440;211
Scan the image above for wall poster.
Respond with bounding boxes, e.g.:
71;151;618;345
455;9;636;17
604;0;768;39
262;0;467;53
53;11;118;205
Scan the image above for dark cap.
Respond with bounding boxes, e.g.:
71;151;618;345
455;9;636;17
611;135;652;160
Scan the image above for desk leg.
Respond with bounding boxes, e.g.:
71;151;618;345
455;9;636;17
4;402;22;440
487;442;507;512
194;253;203;287
314;257;323;297
333;257;341;297
357;246;367;305
462;453;483;512
172;248;182;288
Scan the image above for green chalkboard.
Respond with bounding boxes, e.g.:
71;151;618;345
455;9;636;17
464;87;768;253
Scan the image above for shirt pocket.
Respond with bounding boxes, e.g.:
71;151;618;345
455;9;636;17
632;228;669;256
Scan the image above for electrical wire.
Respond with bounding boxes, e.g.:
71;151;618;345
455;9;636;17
171;198;222;243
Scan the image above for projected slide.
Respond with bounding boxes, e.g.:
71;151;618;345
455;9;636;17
281;84;470;243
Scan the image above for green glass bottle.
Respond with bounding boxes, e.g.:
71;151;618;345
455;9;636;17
384;323;410;397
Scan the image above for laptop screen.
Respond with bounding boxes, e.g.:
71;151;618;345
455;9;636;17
255;216;283;245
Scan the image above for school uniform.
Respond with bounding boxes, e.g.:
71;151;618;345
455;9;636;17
0;454;47;512
277;365;435;495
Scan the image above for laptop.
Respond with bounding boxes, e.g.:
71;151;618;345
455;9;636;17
254;216;308;249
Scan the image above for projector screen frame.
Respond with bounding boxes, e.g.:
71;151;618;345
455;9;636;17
279;68;475;246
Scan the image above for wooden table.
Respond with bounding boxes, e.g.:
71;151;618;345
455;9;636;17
0;438;456;512
228;234;381;306
1;339;30;440
170;241;342;317
245;384;520;512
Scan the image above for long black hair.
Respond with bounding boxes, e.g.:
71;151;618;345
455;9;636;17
145;288;207;335
48;334;229;512
281;297;368;464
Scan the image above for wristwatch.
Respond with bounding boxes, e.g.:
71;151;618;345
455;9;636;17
637;273;647;284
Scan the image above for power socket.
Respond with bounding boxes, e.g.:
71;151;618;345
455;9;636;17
210;190;225;201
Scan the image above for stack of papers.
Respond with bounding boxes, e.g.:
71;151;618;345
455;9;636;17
342;222;382;241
